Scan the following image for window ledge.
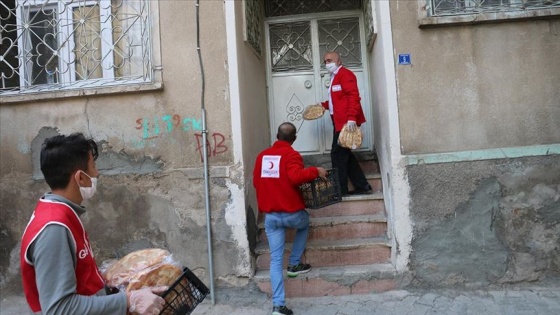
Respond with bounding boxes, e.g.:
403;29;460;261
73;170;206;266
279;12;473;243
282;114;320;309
0;82;164;105
418;7;560;28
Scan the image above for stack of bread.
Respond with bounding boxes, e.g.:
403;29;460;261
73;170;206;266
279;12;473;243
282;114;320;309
338;123;363;150
103;248;185;314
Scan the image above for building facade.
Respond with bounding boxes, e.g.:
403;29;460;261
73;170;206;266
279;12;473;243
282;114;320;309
1;0;559;299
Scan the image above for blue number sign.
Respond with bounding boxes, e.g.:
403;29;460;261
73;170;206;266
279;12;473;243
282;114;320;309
398;54;411;65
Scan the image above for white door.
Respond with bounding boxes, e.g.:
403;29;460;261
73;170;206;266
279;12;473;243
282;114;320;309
266;14;372;155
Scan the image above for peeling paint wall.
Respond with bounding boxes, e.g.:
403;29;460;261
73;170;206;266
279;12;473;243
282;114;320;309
0;0;253;296
408;155;560;287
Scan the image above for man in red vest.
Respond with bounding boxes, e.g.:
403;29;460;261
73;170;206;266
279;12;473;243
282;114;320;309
21;133;166;314
253;122;327;315
321;51;372;196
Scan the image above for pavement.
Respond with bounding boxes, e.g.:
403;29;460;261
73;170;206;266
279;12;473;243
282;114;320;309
2;282;559;315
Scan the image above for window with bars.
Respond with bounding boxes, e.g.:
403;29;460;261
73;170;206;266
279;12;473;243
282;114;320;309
264;0;362;17
0;0;152;95
429;0;560;16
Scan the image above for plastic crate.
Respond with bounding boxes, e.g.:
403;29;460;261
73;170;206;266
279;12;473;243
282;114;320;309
299;168;341;209
160;267;210;315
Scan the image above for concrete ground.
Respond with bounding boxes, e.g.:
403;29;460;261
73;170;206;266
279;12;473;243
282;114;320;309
2;282;559;315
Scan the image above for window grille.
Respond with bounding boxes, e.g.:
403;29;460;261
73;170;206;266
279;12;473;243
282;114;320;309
318;18;362;68
269;21;313;72
429;0;560;16
264;0;362;17
244;0;262;55
0;0;152;95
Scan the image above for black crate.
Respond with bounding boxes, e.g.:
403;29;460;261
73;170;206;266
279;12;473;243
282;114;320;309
299;168;341;209
160;267;210;315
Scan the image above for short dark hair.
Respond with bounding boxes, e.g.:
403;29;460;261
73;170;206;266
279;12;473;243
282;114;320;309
277;122;296;143
40;133;98;190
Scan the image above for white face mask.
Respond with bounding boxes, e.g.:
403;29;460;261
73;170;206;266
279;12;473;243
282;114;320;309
325;62;338;74
78;171;97;200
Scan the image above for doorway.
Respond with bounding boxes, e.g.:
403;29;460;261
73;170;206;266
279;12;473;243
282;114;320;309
265;12;372;155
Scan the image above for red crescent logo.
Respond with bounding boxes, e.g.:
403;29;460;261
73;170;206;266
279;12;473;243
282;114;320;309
268;161;274;169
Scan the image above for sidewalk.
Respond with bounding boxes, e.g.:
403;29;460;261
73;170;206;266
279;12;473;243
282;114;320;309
190;283;560;315
2;283;559;315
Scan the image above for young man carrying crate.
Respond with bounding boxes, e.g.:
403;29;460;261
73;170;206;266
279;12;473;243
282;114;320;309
253;122;327;315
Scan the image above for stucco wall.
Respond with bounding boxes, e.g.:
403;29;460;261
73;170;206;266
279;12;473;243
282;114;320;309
408;155;560;287
368;0;414;272
228;0;270;255
0;0;253;294
390;1;560;154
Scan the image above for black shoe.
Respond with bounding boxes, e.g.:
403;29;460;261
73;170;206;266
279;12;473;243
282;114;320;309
286;263;311;277
273;306;294;315
348;185;373;195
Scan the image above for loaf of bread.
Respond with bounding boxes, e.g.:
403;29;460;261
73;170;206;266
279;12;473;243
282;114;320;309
303;104;326;120
104;248;171;289
338;124;363;150
102;248;191;315
126;263;183;291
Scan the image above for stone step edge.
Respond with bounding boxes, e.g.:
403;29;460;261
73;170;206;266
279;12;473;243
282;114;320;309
257;213;388;230
341;191;384;201
253;263;398;282
256;192;385;223
255;236;390;255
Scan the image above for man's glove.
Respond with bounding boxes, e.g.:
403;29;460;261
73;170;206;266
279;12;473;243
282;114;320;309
129;286;168;315
346;120;357;132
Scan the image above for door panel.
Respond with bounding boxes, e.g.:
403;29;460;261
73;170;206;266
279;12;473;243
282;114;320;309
271;74;322;154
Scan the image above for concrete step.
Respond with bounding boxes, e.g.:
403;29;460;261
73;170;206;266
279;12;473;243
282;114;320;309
309;192;385;218
359;159;380;175
255;237;391;270
254;264;408;297
257;192;386;222
349;174;382;192
259;214;388;243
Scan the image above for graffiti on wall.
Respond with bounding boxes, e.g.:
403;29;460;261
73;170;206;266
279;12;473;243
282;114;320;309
135;114;202;139
132;114;229;161
194;132;228;162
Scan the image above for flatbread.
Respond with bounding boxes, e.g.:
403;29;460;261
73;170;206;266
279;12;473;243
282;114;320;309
126;263;183;291
338;124;363;150
104;248;170;288
303;104;325;120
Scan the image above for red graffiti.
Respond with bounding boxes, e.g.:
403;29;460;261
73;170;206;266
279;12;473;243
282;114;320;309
194;132;228;162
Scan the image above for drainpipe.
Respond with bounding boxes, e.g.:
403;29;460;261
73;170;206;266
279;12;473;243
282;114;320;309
195;0;215;304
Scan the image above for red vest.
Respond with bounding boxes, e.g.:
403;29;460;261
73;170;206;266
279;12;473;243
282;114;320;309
253;141;318;213
20;199;105;312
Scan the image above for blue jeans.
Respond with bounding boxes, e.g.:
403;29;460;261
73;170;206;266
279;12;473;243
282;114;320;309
264;210;310;307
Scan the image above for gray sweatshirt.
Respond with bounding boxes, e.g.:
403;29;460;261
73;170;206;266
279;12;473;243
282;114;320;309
26;193;127;315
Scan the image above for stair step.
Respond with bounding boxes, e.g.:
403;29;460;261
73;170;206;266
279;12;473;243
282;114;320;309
254;264;404;297
359;159;380;175
309;192;385;218
349;174;382;192
259;214;388;243
255;237;391;270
